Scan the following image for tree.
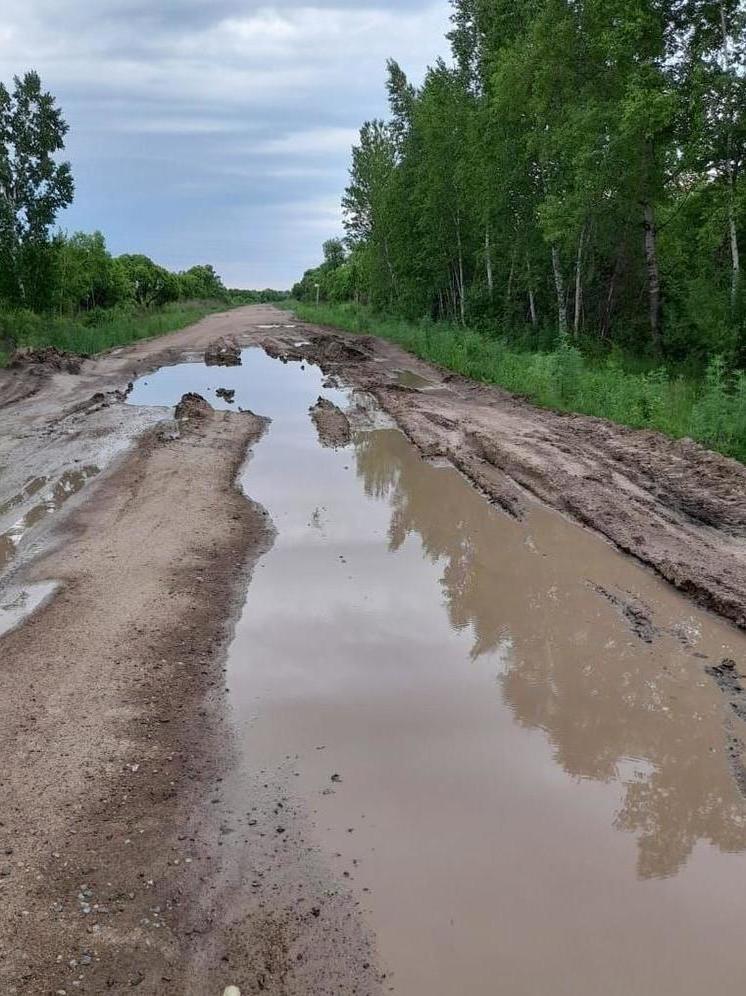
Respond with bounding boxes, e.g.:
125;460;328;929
0;71;74;306
343;120;400;308
322;238;346;270
117;254;177;307
302;0;745;361
177;264;226;300
54;231;130;313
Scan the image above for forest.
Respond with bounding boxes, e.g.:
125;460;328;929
292;0;746;458
0;71;284;362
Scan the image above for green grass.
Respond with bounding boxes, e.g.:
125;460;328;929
287;300;746;463
0;299;227;363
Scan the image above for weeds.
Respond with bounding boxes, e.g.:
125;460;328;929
286;301;746;463
0;300;225;363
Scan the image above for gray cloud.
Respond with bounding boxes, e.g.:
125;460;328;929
0;1;450;287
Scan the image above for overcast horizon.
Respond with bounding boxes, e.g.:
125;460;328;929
0;2;450;289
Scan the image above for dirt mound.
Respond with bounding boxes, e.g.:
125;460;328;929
8;346;82;374
175;392;213;420
216;387;236;403
306;334;371;367
310;397;351;448
205;337;241;366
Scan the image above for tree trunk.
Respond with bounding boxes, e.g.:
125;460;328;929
574;223;587;335
728;194;741;307
485;225;494;297
551;245;568;337
719;3;741;308
383;237;397;306
601;252;621;340
456;211;466;324
526;256;538;326
642;201;662;349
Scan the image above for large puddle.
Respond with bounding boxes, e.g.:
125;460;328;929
131;349;746;995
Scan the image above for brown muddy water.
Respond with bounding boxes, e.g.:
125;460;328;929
131;350;746;996
392;368;434;390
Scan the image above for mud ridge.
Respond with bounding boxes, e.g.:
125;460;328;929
309;397;351;449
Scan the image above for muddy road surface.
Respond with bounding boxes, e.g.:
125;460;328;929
1;304;746;995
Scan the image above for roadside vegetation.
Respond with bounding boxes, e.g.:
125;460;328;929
292;0;746;463
289;300;746;461
0;72;287;366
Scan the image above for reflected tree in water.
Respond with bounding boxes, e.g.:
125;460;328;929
354;428;746;878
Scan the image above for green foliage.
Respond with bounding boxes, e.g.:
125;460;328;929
227;288;290;305
0;71;292;361
0;301;225;360
115;254;178;307
177;264;226;301
54;231;131;312
292;0;746;462
0;71;74;308
303;0;745;347
288;300;746;463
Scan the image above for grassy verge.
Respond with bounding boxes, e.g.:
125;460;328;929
286;300;746;463
0;300;227;364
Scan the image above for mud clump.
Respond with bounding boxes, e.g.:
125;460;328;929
205;338;241;367
262;341;294;363
310;397;351;449
216;387;236;403
175;393;213;421
306;334;371;368
8;346;82;375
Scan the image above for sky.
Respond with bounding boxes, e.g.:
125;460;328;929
0;1;451;289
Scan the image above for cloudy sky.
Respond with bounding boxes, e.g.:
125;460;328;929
0;2;450;289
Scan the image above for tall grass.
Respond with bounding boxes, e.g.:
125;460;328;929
287;300;746;463
0;300;225;363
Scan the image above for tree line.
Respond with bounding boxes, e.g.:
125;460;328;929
0;71;284;332
294;0;746;366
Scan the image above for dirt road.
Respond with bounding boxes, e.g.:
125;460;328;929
1;304;746;994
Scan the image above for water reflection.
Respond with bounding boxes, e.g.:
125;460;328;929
355;428;746;879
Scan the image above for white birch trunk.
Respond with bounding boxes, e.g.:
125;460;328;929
551;245;568;337
485;226;494;297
